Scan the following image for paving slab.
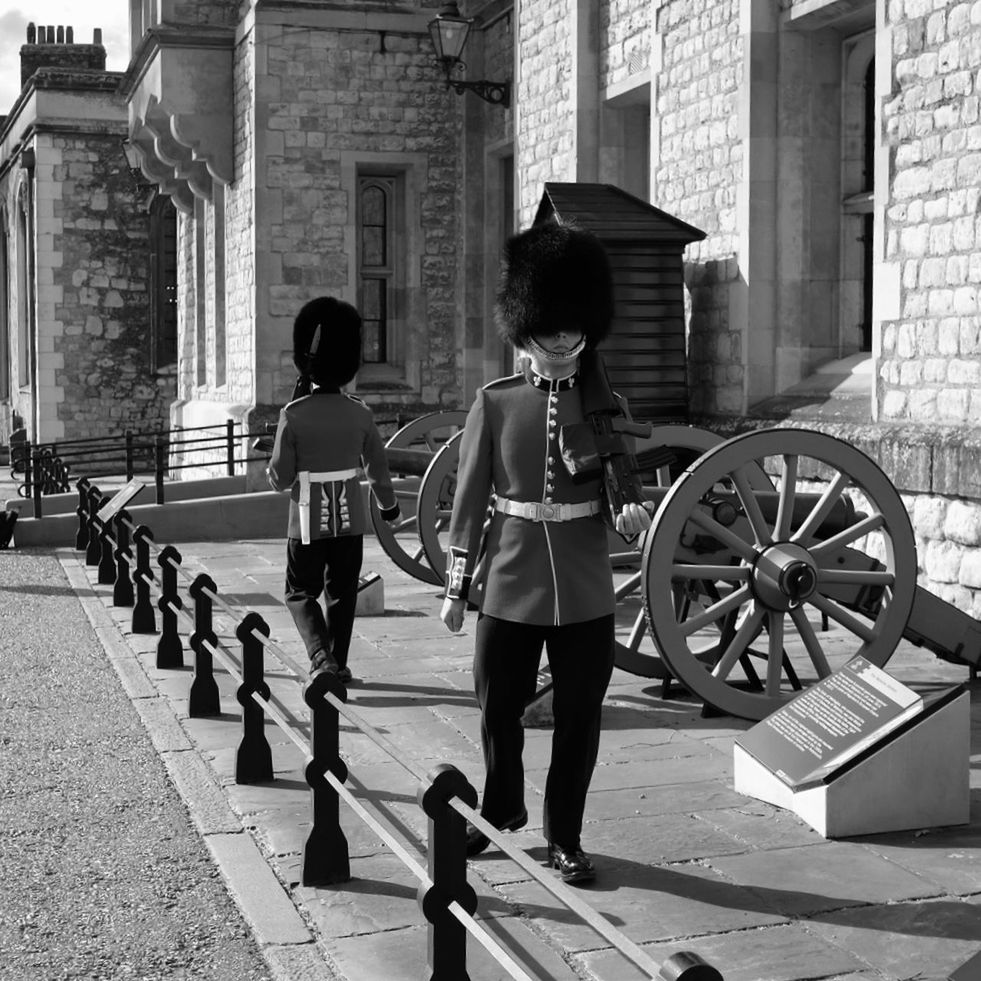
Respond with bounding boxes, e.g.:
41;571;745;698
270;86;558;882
706;841;943;916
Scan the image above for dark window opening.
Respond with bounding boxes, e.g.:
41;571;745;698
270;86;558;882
357;178;395;365
149;196;178;372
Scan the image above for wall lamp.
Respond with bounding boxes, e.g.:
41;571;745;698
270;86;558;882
121;138;155;196
428;3;510;108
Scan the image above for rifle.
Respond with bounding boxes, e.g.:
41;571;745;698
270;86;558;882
558;349;672;535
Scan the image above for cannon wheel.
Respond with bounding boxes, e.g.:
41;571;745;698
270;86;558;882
369;412;468;587
642;428;917;721
612;425;773;680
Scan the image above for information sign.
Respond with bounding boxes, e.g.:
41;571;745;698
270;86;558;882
734;656;924;789
96;478;145;523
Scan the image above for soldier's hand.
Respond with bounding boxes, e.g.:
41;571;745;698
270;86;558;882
615;501;652;538
440;596;466;633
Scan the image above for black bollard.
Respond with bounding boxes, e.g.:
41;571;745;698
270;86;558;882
155;545;184;669
112;512;134;607
131;525;156;634
187;574;220;716
235;612;273;784
301;671;351;886
75;477;91;551
417;764;478;981
85;489;105;566
97;511;116;585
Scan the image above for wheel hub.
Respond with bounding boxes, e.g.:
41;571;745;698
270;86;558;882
752;542;818;611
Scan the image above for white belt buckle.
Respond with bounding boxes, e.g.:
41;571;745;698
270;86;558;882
541;503;558;521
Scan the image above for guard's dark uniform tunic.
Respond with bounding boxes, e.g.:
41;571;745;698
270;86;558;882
446;361;617;848
268;389;397;670
446;364;615;623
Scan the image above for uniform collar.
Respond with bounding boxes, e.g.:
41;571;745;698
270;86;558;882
522;362;578;392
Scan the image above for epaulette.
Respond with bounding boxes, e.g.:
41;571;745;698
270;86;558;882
343;392;369;408
284;393;312;411
482;372;523;391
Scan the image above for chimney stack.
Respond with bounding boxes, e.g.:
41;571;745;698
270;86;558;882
20;23;107;90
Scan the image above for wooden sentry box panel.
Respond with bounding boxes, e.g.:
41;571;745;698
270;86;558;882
533;183;706;423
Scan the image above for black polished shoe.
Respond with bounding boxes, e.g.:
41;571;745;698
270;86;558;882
547;842;595;884
336;665;353;684
465;809;529;857
309;648;339;678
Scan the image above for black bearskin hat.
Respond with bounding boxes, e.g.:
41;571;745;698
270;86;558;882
292;296;362;387
495;221;614;349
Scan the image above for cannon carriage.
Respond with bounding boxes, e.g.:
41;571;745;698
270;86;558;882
367;411;981;722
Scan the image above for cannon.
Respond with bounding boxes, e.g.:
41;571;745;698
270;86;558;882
375;416;981;721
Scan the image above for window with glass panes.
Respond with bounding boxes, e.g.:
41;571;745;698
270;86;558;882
357;177;395;364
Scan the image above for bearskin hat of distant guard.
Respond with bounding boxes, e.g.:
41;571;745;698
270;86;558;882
495;221;614;349
293;296;362;387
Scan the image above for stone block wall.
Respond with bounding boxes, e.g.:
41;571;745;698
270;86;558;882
49;131;174;443
516;0;577;222
600;0;651;87
654;0;743;416
880;0;981;423
253;19;464;419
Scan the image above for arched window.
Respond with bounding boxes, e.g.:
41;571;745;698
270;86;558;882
15;184;34;390
0;209;9;401
358;178;395;364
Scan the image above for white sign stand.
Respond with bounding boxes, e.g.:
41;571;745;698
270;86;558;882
734;688;970;838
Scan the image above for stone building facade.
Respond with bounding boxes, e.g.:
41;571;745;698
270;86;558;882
0;26;177;451
115;0;981;616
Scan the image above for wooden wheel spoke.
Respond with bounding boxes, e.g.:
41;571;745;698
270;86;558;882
774;454;798;540
809;512;886;558
790;606;832;678
395;515;418;532
807;591;876;643
792;471;850;545
626;609;648;650
711;606;766;681
731;464;773;547
671;563;751;583
816;568;895;587
679;584;751;637
687;509;758;563
764;612;785;696
615;570;642;601
656;464;672;487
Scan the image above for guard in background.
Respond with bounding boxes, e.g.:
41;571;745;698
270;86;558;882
268;296;400;681
440;223;651;884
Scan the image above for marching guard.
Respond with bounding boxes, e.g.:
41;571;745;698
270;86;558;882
440;221;651;883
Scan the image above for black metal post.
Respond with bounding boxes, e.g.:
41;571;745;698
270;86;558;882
226;419;235;476
417;764;478;981
235;612;273;784
155;436;166;504
112;511;135;607
31;451;43;519
301;672;351;886
131;525;156;633
187;573;221;716
75;477;91;551
156;545;184;669
21;439;32;499
125;429;134;481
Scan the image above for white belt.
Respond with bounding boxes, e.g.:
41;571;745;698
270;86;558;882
494;497;601;522
298;469;359;543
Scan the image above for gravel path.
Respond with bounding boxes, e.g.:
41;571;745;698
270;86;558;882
0;548;276;981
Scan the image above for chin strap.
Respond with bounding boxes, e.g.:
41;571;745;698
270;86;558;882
525;336;587;362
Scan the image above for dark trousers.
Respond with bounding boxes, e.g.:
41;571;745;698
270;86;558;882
473;613;615;848
284;534;363;668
